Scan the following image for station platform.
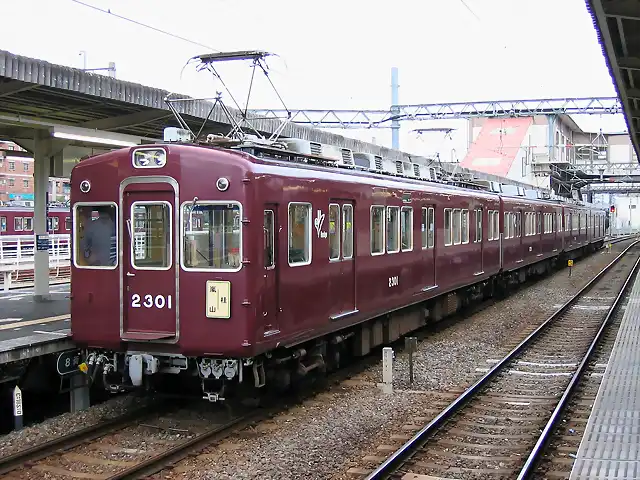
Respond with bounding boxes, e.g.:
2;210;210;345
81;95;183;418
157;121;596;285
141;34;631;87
569;269;640;479
0;283;73;364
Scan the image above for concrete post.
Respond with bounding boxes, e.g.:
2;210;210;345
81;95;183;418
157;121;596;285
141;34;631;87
33;131;51;302
382;347;393;394
70;374;90;412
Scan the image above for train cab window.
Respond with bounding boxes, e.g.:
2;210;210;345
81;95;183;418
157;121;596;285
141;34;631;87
0;216;6;232
371;206;385;255
461;210;469;244
329;204;340;260
444;208;452;246
288;203;311;266
264;210;275;268
183;202;241;270
342;205;354;259
14;217;23;232
386;206;400;253
131;203;171;270
400;206;413;252
474;209;482;242
24;217;33;231
65;217;72;231
74;204;117;269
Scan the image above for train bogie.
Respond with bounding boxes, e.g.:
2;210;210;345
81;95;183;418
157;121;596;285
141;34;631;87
69;141;610;401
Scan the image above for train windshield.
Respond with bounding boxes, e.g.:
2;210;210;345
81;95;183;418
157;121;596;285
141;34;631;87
182;202;241;271
73;204;117;268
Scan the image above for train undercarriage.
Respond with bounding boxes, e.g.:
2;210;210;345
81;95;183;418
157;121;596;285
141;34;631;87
79;242;602;402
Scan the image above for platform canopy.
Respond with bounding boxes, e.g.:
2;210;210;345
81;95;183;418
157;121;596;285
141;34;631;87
586;0;640;162
0;49;415;164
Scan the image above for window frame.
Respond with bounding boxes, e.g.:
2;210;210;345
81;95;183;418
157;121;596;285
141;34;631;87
386;206;400;254
328;203;341;261
264;209;275;269
474;208;482;243
130;200;173;271
342;204;354;260
400;206;413;252
180;200;243;272
370;205;385;256
444;208;453;246
287;201;312;267
73;201;119;271
427;207;435;248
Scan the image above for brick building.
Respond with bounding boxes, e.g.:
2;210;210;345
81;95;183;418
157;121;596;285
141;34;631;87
0;141;70;205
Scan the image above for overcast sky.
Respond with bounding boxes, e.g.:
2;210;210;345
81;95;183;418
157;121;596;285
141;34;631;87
2;0;629;157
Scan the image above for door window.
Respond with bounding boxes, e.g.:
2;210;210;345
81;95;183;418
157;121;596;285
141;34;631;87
131;202;171;270
264;210;275;268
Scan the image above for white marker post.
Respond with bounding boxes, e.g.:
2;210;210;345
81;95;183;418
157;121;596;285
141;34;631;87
382;347;393;394
13;385;23;430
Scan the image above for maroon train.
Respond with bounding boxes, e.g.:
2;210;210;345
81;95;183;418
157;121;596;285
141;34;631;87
0;206;71;235
70;138;608;401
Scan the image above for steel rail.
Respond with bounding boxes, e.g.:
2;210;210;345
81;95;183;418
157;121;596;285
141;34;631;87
516;253;640;479
106;408;273;479
0;402;166;476
364;239;640;480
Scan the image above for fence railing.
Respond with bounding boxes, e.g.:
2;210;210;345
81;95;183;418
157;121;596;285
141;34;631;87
0;234;71;289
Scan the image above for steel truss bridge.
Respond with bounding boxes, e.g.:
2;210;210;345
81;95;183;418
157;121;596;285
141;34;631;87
248;97;623;128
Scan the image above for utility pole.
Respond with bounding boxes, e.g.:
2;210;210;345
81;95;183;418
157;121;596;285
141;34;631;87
391;67;400;151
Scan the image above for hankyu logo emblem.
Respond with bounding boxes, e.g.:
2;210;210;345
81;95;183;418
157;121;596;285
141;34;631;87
314;209;326;238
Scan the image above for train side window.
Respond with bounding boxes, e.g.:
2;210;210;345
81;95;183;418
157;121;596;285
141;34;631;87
421;208;428;248
387;206;400;253
183;202;241;270
264;210;275;268
370;206;385;255
461;209;469;244
24;217;33;231
65;217;72;231
74;204;117;269
329;203;340;261
488;210;493;241
516;212;521;237
0;216;5;232
444;208;452;246
452;209;461;245
288;203;312;266
131;202;171;270
52;217;59;231
504;212;510;239
494;210;499;240
474;209;482;242
400;206;413;252
342;205;353;259
14;217;23;232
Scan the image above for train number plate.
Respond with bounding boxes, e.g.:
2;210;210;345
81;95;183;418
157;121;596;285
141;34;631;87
131;294;173;309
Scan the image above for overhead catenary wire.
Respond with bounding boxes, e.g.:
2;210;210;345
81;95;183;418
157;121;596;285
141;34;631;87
68;0;220;52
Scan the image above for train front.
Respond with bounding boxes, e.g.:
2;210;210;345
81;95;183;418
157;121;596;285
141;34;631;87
70;143;252;401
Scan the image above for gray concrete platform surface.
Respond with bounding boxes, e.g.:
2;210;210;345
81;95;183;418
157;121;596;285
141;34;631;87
570;270;640;479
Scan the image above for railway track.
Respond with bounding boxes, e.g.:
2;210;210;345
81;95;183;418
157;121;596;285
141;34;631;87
0;399;266;480
360;241;640;480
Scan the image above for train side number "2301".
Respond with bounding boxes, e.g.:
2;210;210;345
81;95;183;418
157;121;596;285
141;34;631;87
131;294;173;309
388;276;399;287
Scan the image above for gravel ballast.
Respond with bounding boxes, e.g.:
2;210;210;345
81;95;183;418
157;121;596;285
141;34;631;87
0;240;633;479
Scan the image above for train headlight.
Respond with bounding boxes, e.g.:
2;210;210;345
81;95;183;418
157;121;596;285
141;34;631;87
216;177;230;192
79;180;91;193
132;148;167;169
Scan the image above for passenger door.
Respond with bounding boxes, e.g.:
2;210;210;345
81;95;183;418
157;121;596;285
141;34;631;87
121;183;177;341
329;201;357;321
422;206;437;288
262;206;280;336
